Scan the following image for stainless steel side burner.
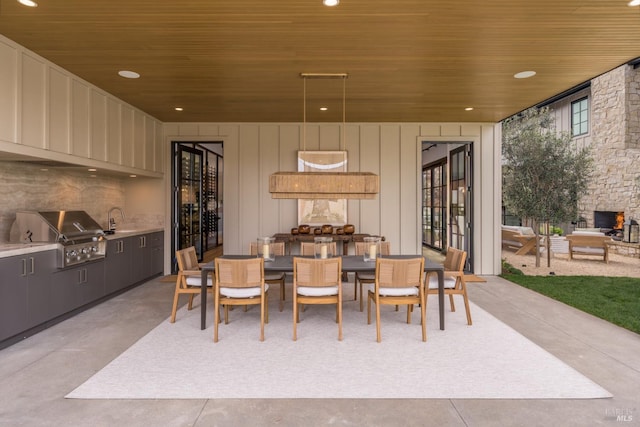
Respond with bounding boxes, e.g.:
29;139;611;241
10;210;106;268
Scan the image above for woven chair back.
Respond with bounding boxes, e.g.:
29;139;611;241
375;257;424;288
443;247;467;272
215;258;264;288
176;246;199;272
293;257;342;287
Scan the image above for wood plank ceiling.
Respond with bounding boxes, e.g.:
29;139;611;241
2;0;640;123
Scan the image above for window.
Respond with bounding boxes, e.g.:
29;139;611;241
571;97;589;136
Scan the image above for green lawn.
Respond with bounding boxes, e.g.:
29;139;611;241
500;262;640;335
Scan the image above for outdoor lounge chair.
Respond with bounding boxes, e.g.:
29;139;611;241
501;226;541;255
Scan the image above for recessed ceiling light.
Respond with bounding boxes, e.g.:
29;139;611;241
129;174;137;178
465;107;474;111
514;71;536;79
18;0;37;7
320;107;328;111
323;0;339;6
175;107;183;111
118;70;140;79
629;0;640;6
88;168;97;172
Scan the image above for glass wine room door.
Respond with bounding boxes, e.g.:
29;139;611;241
176;146;203;259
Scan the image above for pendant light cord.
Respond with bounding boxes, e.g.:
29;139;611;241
303;76;307;171
342;76;346;152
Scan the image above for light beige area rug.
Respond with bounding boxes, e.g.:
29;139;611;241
67;291;611;400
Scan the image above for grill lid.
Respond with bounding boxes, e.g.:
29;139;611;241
10;210;104;244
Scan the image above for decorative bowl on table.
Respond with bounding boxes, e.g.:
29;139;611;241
343;224;355;235
291;227;299;235
298;224;311;234
321;224;333;234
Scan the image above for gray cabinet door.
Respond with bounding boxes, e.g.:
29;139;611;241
0;256;29;341
26;251;57;329
78;261;105;305
150;231;164;276
131;235;151;283
105;237;133;294
51;267;82;316
52;260;105;315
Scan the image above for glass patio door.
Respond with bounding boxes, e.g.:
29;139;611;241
449;145;473;271
422;160;447;250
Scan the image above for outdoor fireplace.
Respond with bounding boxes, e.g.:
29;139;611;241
594;210;624;239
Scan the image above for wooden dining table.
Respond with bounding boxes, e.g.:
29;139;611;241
200;255;445;331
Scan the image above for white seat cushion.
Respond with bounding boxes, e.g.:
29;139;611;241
572;246;605;254
378;286;419;296
186;276;213;287
220;283;269;298
297;286;339;297
428;276;457;289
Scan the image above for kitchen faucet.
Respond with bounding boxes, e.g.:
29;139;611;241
108;207;125;231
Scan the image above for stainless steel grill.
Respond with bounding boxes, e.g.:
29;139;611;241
10;210;106;268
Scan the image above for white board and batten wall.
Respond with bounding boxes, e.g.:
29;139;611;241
165;122;503;275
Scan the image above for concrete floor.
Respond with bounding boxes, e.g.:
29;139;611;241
0;275;638;427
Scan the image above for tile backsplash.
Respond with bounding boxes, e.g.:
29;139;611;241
0;161;163;242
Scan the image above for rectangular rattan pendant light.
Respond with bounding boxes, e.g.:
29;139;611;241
269;73;379;199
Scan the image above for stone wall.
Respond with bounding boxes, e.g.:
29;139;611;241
578;64;640;227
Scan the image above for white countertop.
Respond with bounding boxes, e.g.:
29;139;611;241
102;227;164;240
0;228;164;258
0;243;60;258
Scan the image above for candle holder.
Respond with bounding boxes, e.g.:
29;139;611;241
363;236;381;262
257;237;275;261
314;236;333;259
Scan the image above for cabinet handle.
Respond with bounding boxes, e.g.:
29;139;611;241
21;258;27;277
29;257;35;275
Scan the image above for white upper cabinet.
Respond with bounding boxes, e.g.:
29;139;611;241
0;39;18;144
90;89;108;162
20;53;46;150
0;35;163;177
71;80;90;158
49;68;70;153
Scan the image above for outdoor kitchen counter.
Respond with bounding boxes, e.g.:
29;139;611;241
0;228;163;258
0;243;59;258
102;227;164;240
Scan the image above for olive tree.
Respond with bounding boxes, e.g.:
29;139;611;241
502;107;593;267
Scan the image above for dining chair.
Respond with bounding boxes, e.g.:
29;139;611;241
367;257;426;343
250;241;286;311
292;257;343;341
300;241;337;257
354;241;391;311
214;257;269;342
426;247;472;325
171;246;213;323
